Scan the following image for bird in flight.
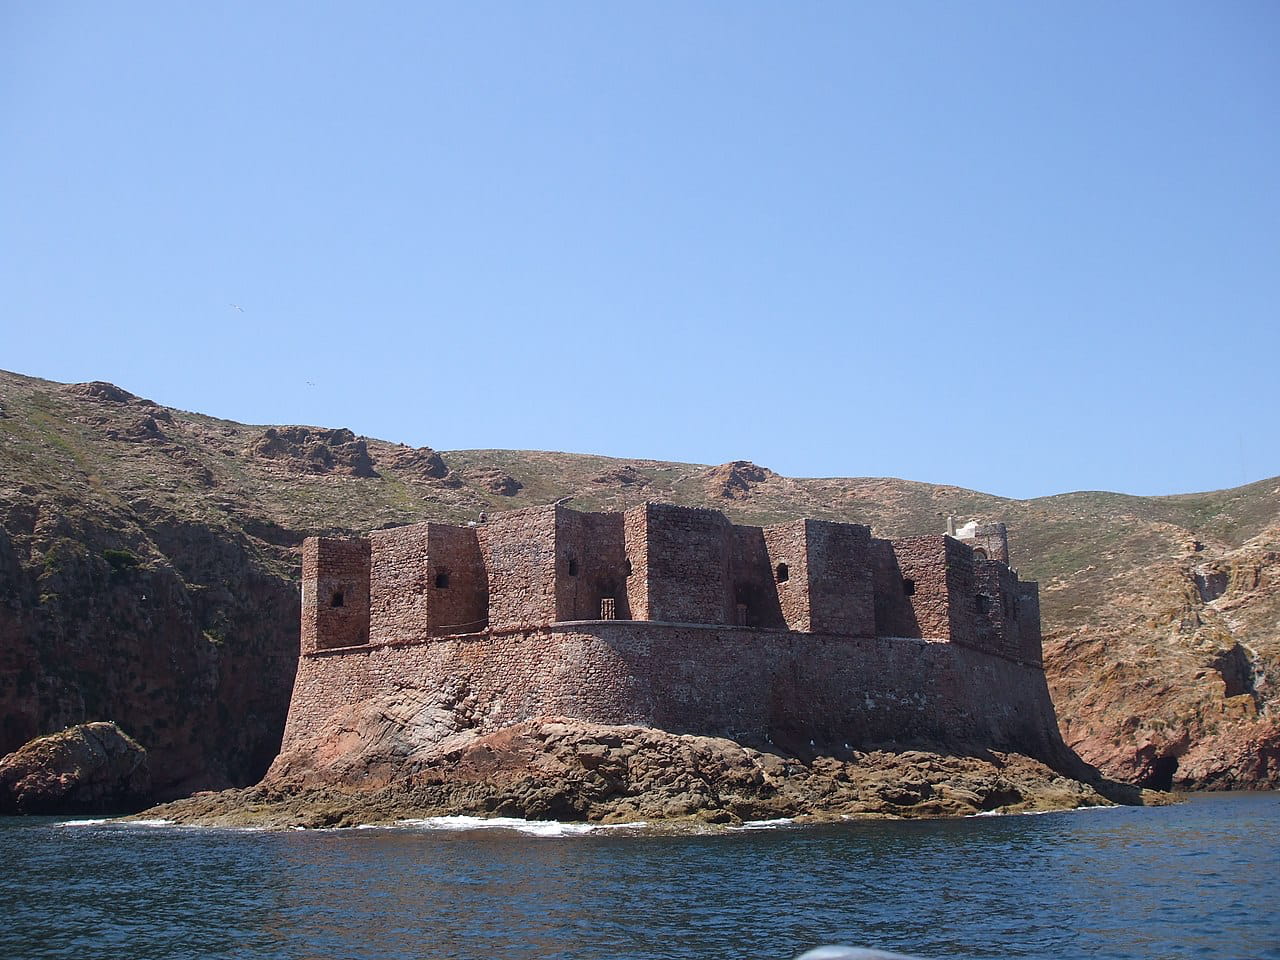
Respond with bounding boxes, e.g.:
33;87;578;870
230;303;244;312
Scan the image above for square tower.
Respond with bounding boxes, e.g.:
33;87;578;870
301;536;371;653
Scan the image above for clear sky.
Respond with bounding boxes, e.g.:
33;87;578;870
3;3;1276;499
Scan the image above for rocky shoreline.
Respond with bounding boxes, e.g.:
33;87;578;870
136;719;1167;830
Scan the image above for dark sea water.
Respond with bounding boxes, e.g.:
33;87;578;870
3;793;1278;960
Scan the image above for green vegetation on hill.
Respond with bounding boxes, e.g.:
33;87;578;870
0;368;1276;794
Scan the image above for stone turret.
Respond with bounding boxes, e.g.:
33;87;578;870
953;520;1010;564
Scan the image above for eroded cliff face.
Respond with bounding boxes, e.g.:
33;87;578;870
1047;531;1280;789
0;488;299;797
0;369;1276;797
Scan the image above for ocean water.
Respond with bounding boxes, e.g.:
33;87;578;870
3;793;1278;960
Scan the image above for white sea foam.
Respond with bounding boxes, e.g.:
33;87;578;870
56;817;175;828
968;804;1119;818
730;818;795;831
389;815;646;837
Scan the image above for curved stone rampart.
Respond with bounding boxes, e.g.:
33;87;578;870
278;621;1069;767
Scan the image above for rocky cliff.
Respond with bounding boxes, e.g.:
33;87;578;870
0;369;1275;797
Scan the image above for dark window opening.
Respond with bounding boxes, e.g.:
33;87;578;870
435;569;450;589
775;563;789;583
567;557;579;577
624;558;633;576
902;578;915;597
735;602;749;627
330;591;345;608
600;597;616;620
973;547;988;560
976;594;990;614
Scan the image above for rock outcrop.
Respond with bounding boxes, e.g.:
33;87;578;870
468;468;522;496
705;460;774;499
142;716;1138;830
0;722;150;814
249;427;378;477
378;444;450;480
1047;532;1280;789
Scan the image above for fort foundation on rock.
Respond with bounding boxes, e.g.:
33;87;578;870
284;502;1060;763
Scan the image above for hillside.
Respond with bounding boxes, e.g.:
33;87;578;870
0;369;1275;797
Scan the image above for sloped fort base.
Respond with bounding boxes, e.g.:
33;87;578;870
280;623;1067;767
281;502;1068;769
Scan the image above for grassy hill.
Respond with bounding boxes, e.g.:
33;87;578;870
0;368;1275;795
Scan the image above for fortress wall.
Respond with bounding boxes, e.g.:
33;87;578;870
368;524;432;644
763;520;811;630
891;536;953;639
869;539;921;638
623;506;650;620
479;508;558;628
553;507;585;622
426;524;488;634
279;624;1067;767
729;524;786;628
1017;582;1043;666
555;509;630;621
942;537;979;648
370;524;487;642
641;504;731;624
960;522;1009;564
301;537;370;653
973;559;1020;658
806;520;875;637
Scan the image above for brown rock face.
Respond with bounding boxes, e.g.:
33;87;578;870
591;465;648;487
1046;535;1280;789
705;461;774;499
249;427;378;477
468;469;522;496
144;716;1132;829
381;445;449;480
67;381;154;405
0;722;150;814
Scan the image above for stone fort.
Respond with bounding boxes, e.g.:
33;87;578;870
279;503;1064;763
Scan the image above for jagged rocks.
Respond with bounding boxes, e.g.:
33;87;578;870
104;415;169;444
66;381;155;406
705;460;774;499
381;444;450;480
139;716;1133;830
591;465;648;487
249;427;378;478
469;469;522;496
0;722;151;814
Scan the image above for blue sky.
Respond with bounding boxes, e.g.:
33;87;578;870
3;3;1276;499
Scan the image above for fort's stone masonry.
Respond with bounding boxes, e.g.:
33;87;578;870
288;502;1050;761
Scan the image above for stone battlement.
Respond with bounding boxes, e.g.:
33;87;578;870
282;502;1060;764
300;501;1042;666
